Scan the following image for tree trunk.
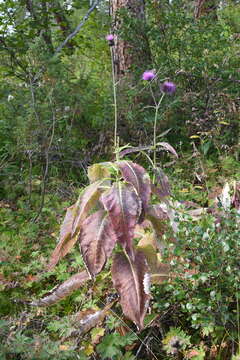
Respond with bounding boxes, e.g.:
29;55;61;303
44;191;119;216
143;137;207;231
110;0;152;141
110;0;152;81
195;0;218;19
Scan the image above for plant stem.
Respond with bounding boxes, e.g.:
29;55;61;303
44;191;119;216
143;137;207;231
153;93;165;169
110;46;118;160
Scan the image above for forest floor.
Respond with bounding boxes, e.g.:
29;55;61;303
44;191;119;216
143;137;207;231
0;152;240;360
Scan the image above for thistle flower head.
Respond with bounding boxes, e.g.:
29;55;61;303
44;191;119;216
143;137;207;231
106;34;114;41
106;34;114;46
161;81;176;94
142;70;156;81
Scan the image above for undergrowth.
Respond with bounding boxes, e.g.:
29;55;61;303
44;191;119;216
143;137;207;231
0;157;240;359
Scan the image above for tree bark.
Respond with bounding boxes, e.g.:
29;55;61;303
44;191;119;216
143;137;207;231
110;0;152;142
110;0;152;81
195;0;218;19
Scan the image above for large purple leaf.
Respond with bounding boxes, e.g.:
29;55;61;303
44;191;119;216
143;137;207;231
117;161;151;222
79;210;117;277
111;250;150;330
100;182;141;257
72;180;108;237
47;204;77;271
30;271;90;306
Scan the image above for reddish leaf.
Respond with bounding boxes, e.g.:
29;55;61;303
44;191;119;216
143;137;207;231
119;145;152;158
47;204;77;271
117;161;151;221
232;181;240;209
79;210;117;276
65;302;115;338
111;250;150;330
156;142;178;158
72;180;108;237
146;204;168;234
100;183;141;256
152;167;171;199
30;271;90;306
147;202;178;236
119;141;178;159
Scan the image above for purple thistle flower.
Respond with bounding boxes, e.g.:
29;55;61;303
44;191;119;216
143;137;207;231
161;81;176;95
142;70;156;81
106;34;114;41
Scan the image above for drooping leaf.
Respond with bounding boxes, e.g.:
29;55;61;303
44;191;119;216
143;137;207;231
88;162;113;183
156;142;178;158
72;180;109;237
111;250;150;330
147;202;179;235
117;161;151;221
119;145;152;158
152;167;171;199
47;204;77;271
79;210;117;276
64;301;115;339
100;182;141;256
30;271;90;306
146;204;168;236
137;230;170;284
232;181;240;209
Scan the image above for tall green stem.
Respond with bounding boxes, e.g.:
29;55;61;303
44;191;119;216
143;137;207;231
153;93;165;169
110;46;118;159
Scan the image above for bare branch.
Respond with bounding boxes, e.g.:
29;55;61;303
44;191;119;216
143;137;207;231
55;0;102;55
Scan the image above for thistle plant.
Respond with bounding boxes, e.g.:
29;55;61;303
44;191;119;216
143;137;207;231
142;71;176;172
30;34;178;330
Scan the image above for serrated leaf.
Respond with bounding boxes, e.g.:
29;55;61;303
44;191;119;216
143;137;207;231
88;162;113;183
79;210;117;276
30;271;90;306
96;333;128;359
111;250;150;330
47;204;77;271
72;180;108;237
91;327;105;345
117;161;151;222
